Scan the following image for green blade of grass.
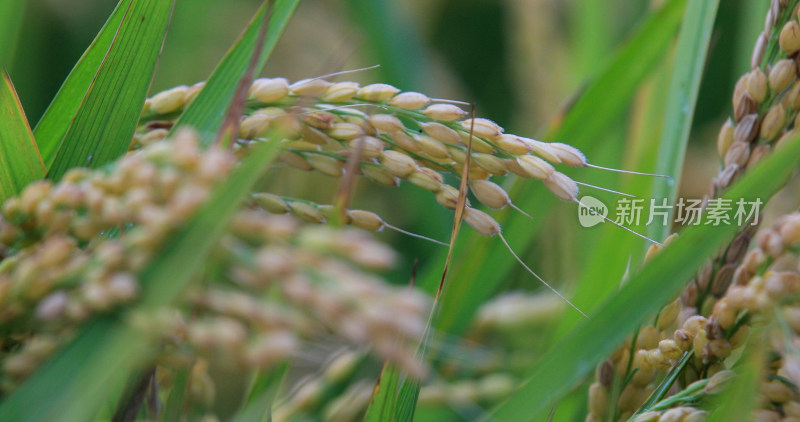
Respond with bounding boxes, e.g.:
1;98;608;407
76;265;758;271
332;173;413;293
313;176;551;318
706;331;765;422
44;3;171;178
33;0;131;167
0;0;26;67
542;0;687;144
570;0;611;77
394;324;434;422
160;368;189;422
394;383;417;422
550;56;673;346
0;318;145;422
0;137;283;422
45;0;174;181
420;0;688;336
735;1;768;72
169;0;300;145
231;364;288;422
363;361;400;422
648;0;720;239
546;0;620;291
486;133;800;421
555;0;720;339
635;351;692;414
0;71;44;201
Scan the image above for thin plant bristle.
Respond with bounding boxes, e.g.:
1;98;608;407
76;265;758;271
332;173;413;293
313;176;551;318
585;163;671;179
314;64;381;80
574;181;636;198
384;222;450;247
308;103;391;114
573;199;664;246
431;98;472;106
509;202;533;219
498;233;588;318
622;253;632;285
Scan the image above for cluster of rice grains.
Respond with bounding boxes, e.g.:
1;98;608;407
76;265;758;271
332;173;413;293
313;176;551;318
0;131;430;416
139;73;618;217
274;290;562;421
716;0;800;194
139;69;666;317
586;2;800;421
588;216;800;422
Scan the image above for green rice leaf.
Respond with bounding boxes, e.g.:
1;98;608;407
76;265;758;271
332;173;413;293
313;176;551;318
542;0;687;145
169;0;300;144
570;0;612;76
636;351;692;414
420;0;689;336
0;71;44;201
706;331;765;422
551;52;674;343
555;0;719;339
394;378;419;422
32;0;131;167
648;0;720;240
363;361;400;422
232;364;289;422
0;0;26;67
394;328;433;422
160;368;189;422
486;133;800;421
46;0;175;181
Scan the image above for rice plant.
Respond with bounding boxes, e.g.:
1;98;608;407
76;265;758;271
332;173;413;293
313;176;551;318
3;0;800;421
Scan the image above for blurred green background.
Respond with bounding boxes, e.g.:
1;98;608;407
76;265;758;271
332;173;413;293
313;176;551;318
7;0;767;286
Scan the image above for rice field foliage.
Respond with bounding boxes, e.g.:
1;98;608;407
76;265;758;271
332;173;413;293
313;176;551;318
3;0;800;421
